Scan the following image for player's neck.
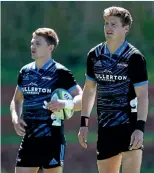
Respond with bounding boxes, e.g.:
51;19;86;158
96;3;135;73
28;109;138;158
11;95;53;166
106;39;125;54
35;56;52;70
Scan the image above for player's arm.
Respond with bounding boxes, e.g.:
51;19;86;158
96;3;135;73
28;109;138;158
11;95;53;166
130;85;148;150
129;53;149;150
69;84;83;111
78;49;96;148
10;87;27;136
80;78;97;126
10;84;27;136
134;84;148;122
80;49;97;126
129;53;149;132
78;78;96;148
10;87;23;121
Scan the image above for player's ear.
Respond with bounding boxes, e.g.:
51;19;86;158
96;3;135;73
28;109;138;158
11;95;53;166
124;25;129;34
49;45;55;52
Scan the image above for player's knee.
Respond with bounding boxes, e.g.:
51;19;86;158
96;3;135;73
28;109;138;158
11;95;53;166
122;150;142;173
97;155;122;173
43;166;63;173
15;167;39;173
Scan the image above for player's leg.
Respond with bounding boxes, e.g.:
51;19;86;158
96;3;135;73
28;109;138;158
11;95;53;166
15;136;43;173
120;121;143;173
97;154;122;173
15;167;39;173
43;166;63;173
97;126;123;173
121;150;142;173
43;136;66;173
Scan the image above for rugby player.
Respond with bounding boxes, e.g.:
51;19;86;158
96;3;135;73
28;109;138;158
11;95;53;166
10;28;82;173
78;6;149;173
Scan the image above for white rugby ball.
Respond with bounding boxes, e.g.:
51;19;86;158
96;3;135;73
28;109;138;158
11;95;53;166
51;88;74;120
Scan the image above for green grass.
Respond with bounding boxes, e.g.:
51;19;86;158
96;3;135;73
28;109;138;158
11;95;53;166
141;168;154;173
1;66;19;86
1;131;154;145
146;56;154;84
1;169;9;173
1;106;11;115
149;104;154;113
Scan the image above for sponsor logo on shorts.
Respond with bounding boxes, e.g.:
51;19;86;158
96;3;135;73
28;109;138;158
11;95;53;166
49;158;58;165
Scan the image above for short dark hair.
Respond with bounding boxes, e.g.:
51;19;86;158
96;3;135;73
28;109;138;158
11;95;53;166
103;6;133;27
32;28;59;48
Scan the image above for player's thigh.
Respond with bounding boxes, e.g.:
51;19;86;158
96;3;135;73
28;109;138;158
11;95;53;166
43;137;66;169
16;137;43;167
43;166;63;173
97;153;122;173
15;166;39;173
122;149;142;173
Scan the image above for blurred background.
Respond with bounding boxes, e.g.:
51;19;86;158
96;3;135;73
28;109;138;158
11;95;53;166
1;1;154;173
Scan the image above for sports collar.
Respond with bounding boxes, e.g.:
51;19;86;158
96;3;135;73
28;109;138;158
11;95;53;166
104;41;128;57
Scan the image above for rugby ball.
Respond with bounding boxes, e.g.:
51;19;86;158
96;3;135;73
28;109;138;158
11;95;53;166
51;88;74;120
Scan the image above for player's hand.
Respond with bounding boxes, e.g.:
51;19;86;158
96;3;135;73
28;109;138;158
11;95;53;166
129;129;144;150
45;99;65;112
78;127;88;149
12;117;27;137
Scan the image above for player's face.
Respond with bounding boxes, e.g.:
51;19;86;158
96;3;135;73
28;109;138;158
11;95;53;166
104;16;129;41
31;35;52;60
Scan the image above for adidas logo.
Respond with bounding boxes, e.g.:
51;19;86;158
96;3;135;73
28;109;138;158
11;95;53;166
49;158;58;165
95;60;102;67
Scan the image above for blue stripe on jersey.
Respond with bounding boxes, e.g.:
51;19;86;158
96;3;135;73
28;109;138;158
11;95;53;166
85;74;96;81
41;59;54;70
27;123;52;137
99;111;129;127
133;80;148;87
33;59;54;71
68;84;78;92
104;41;128;57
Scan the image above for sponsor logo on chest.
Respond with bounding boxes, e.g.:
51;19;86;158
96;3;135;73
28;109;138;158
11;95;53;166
22;87;52;94
95;70;127;82
22;82;52;94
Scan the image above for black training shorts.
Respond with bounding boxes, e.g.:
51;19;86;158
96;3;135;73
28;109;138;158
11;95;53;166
97;123;143;160
16;135;66;168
